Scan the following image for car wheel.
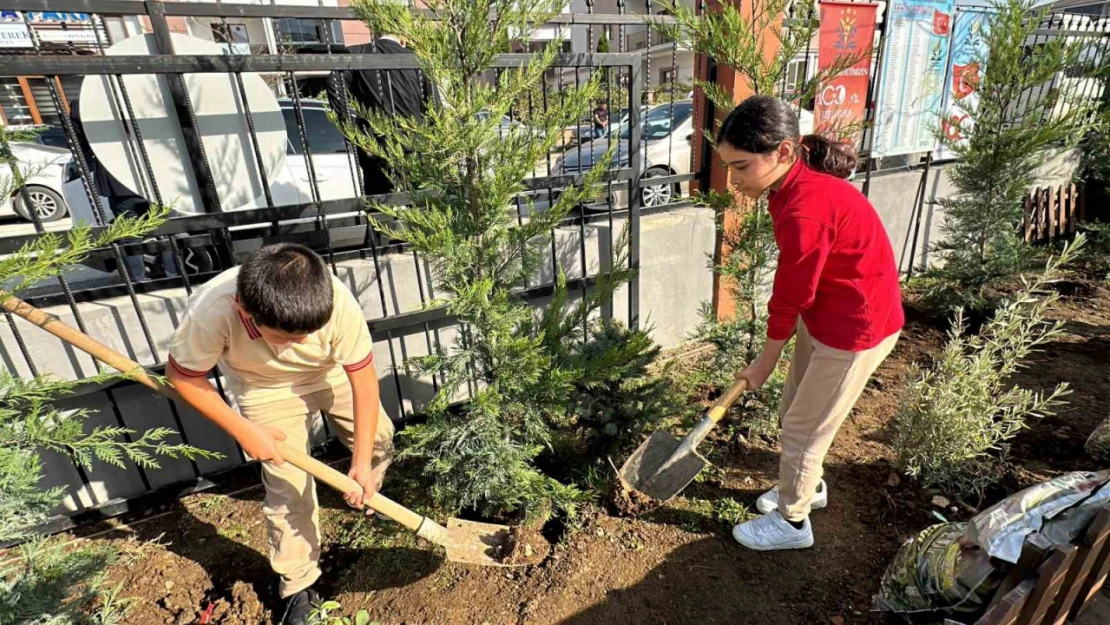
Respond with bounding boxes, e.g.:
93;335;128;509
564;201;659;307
13;186;68;223
640;167;677;208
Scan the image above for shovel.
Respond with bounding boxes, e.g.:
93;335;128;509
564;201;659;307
618;377;749;501
0;291;525;567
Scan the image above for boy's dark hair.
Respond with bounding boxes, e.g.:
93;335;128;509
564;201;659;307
716;94;858;179
237;243;333;334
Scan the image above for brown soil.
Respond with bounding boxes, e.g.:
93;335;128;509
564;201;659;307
499;527;551;567
69;280;1110;625
607;484;662;517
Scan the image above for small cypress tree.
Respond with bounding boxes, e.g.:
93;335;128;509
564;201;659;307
343;0;629;522
919;0;1104;313
649;0;857;437
0;133;220;622
597;32;610;54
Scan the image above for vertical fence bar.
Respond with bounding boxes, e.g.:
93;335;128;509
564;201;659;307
411;250;439;396
604;65;616;321
364;222;408;419
541;70;560;282
627;57;643;331
861;8;889;198
667;7;679;189
904;153;933;277
573;65;590;334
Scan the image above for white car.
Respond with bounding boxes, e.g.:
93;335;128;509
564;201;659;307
554;100;696;208
554;101;815;208
1;138;72;223
273;98;360;206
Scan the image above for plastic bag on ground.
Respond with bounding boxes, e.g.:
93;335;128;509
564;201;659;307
872;522;997;614
875;470;1110;616
966;470;1110;563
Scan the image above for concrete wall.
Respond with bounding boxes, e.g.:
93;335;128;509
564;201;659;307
10;204;715;513
856;148;1081;272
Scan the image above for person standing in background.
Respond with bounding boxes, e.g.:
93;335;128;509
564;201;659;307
326;32;436;196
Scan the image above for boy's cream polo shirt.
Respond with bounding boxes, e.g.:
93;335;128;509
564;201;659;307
168;267;375;409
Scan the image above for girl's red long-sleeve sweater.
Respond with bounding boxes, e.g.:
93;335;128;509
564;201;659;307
765;160;904;351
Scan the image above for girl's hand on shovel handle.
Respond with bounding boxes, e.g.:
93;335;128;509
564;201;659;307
736;358;775;390
239;423;288;465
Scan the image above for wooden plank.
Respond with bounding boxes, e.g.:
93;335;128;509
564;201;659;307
1047;187;1058;241
1056;186;1066;238
1070;185;1078;235
1045;507;1110;625
1079;184;1087;222
1015;544;1076;625
1025;192;1035;242
1034;188;1043;242
989;538;1051;614
1060;185;1070;235
978;580;1036;625
1071;508;1110;621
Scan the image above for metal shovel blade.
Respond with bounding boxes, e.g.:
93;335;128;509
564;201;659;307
618;430;709;502
443;518;519;567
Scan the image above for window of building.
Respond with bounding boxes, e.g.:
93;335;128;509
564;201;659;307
0;77;34;125
276;18;323;44
212;22;249;44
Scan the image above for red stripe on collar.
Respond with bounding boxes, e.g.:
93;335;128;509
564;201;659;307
234;295;262;340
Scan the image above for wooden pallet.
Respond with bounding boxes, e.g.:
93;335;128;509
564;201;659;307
975;505;1110;625
1023;184;1086;244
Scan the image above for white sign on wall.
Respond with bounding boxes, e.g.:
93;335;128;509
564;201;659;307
0;11;97;48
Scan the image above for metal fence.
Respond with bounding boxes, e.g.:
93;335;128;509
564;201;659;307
0;0;707;531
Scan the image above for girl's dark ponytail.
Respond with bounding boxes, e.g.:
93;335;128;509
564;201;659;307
717;95;857;180
800;134;858;180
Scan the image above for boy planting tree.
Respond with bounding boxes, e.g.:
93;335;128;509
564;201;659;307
167;243;393;625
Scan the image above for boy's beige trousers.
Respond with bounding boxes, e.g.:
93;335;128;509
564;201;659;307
240;382;394;598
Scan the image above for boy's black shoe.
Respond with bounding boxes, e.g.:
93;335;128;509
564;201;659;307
280;587;322;625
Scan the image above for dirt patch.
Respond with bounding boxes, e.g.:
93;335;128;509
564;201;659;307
607;483;662;517
104;543;270;625
498;526;551;566
63;281;1110;624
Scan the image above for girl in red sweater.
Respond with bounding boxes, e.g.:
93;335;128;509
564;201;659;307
720;96;904;551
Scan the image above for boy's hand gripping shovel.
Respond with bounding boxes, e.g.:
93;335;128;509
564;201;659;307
1;292;535;567
618;377;748;501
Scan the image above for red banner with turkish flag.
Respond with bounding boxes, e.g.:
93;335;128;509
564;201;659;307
814;1;879;144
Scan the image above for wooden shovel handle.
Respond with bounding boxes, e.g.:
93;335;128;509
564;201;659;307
707;377;749;423
0;291;432;537
1;293;178;400
274;442;426;533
